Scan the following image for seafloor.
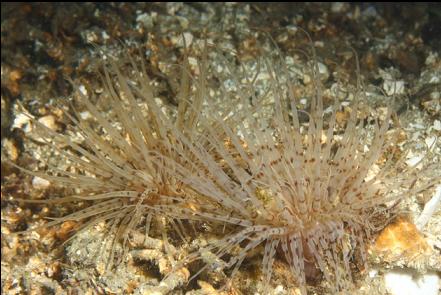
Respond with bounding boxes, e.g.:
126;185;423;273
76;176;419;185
1;3;440;295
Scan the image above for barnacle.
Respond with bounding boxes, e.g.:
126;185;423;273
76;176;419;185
6;32;440;294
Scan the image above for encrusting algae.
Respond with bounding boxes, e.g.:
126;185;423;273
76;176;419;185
5;31;440;294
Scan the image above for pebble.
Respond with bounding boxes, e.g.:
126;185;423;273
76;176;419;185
2;138;19;161
331;2;348;13
176;32;193;47
433;120;441;131
406;153;424;168
317;62;329;80
12;113;32;132
136;13;155;30
303;62;329;83
425;136;437;150
80;111;92;120
79;85;88;96
383;79;405;96
274;285;286;295
38;115;58;131
424;52;438;66
32;176;51;189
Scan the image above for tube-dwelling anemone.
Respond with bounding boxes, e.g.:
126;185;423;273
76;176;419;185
10;50;202;268
153;42;439;293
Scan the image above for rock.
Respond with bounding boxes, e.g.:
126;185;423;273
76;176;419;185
384;268;439;295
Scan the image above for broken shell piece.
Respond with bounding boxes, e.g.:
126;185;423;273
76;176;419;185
416;185;441;230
